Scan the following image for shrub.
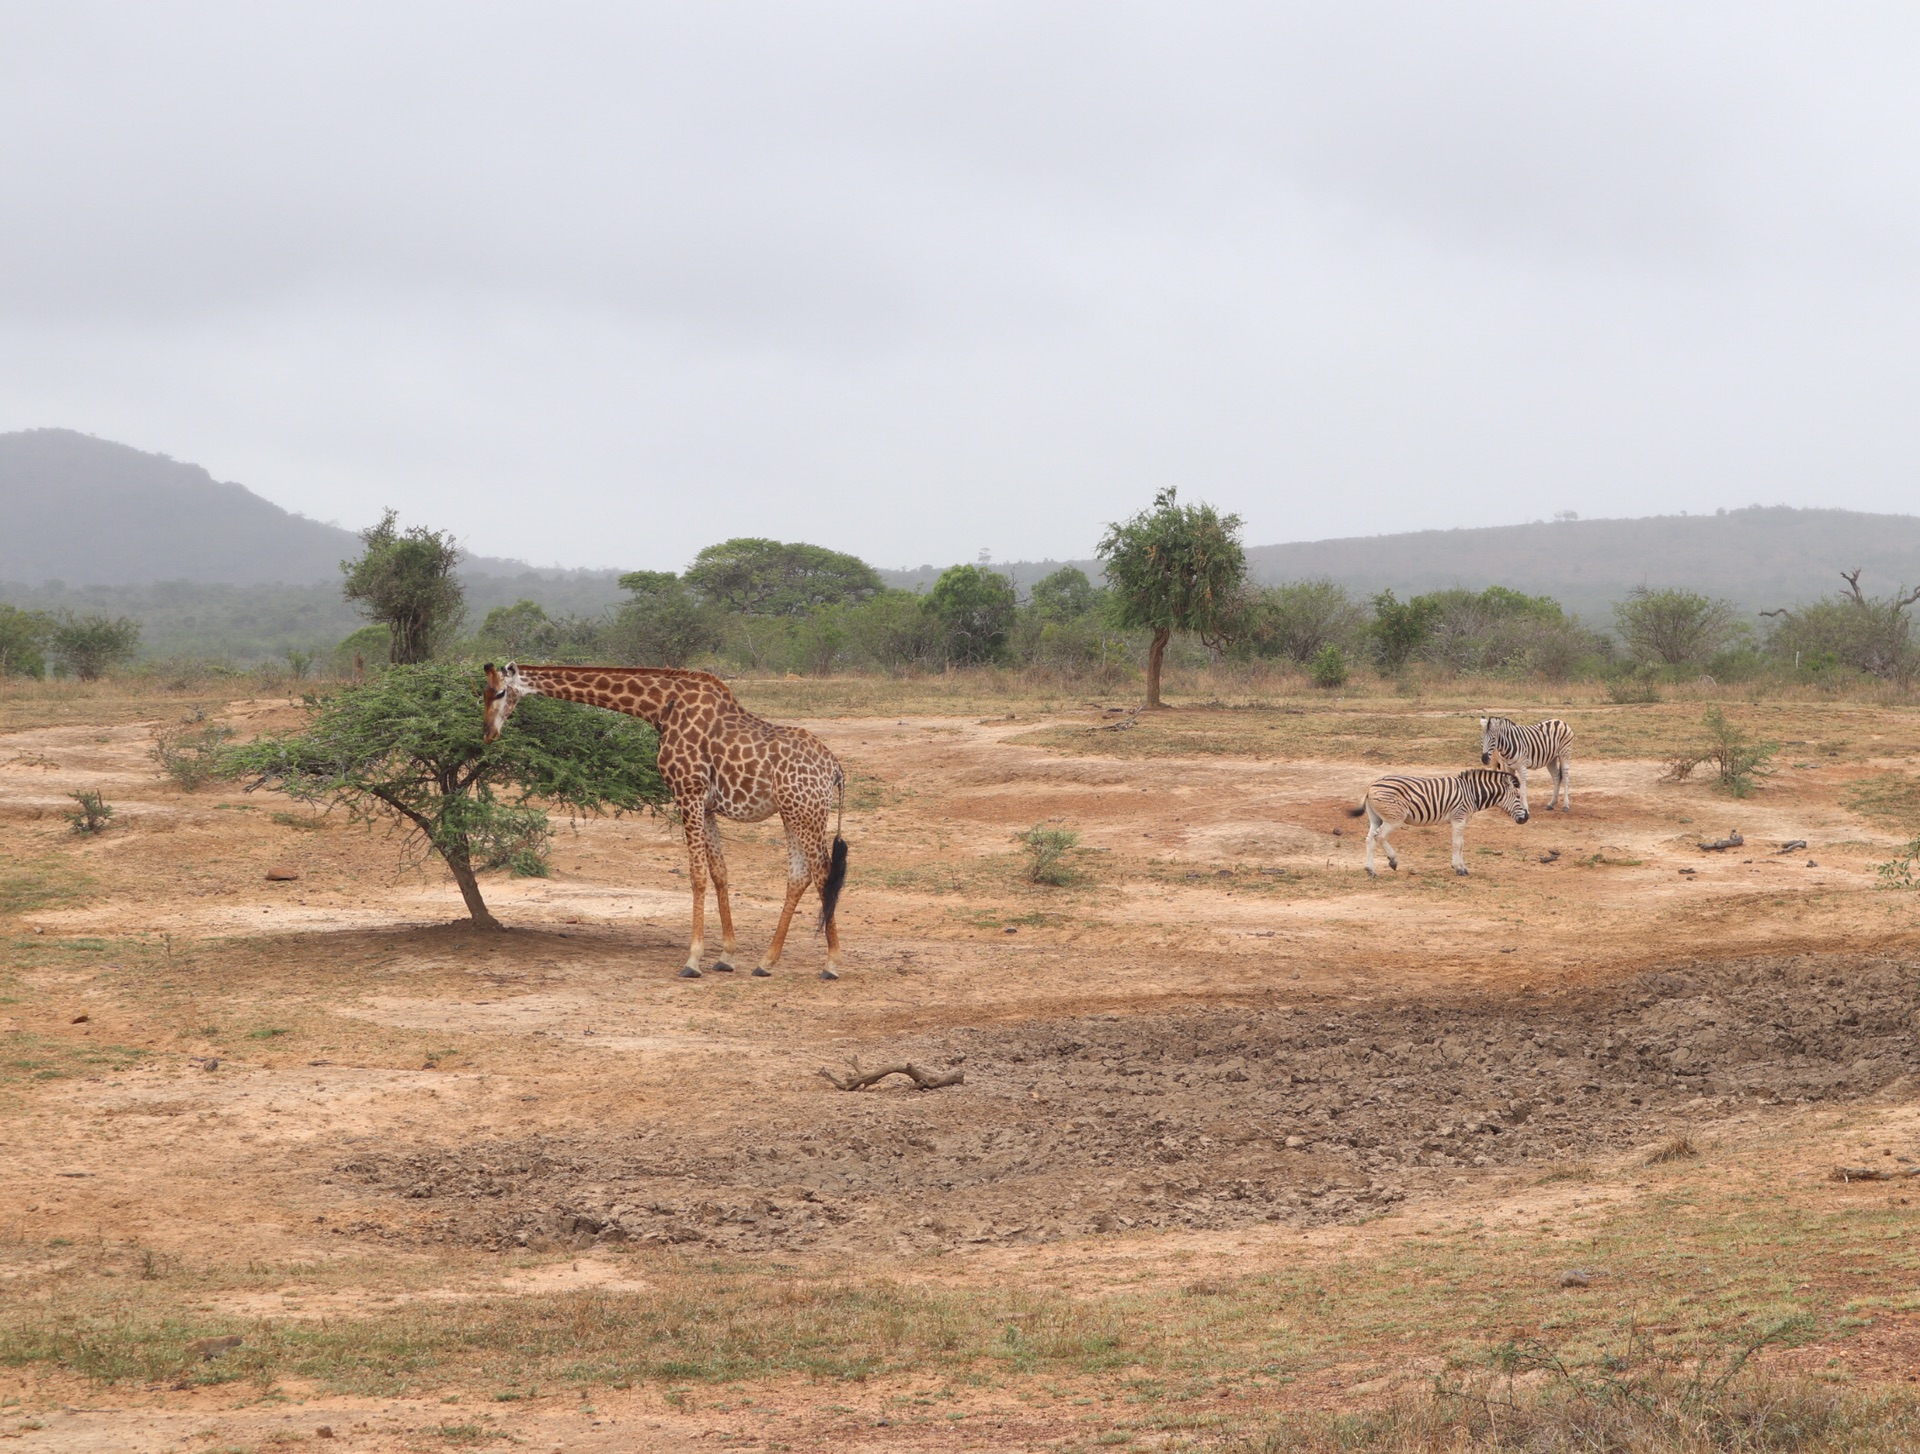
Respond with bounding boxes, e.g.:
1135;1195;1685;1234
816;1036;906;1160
1308;644;1348;689
605;572;724;667
152;719;237;791
1614;586;1742;666
1764;571;1920;681
1606;666;1663;704
1018;823;1080;885
0;605;51;678
64;791;114;834
1664;707;1777;798
49;613;141;680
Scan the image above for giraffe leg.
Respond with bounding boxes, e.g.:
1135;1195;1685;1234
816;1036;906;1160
679;811;709;978
705;809;737;972
754;829;810;977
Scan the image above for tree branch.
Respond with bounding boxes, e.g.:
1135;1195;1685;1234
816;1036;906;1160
817;1059;964;1091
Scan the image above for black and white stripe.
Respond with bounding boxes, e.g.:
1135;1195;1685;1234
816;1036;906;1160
1479;715;1573;814
1347;767;1529;878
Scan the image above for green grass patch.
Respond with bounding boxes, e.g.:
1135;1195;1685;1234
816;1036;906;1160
0;1032;148;1087
1844;773;1920;827
0;859;93;917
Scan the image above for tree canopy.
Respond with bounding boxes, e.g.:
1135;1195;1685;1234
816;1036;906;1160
0;605;51;678
1614;587;1742;666
227;662;669;928
49;612;141;680
1096;488;1246;706
925;564;1017;665
683;538;883;617
341;510;466;665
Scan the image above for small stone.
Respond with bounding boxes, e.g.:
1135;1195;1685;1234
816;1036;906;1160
1284;1135;1305;1149
1560;1269;1592;1288
265;868;299;881
70;1013;89;1024
316;1429;335;1441
1004;926;1018;934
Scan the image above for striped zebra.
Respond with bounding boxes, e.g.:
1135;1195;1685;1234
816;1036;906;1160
1479;714;1573;814
1348;768;1529;878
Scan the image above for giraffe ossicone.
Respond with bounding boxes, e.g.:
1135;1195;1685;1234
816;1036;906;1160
483;661;847;980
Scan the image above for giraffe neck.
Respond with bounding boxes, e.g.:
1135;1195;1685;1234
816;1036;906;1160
514;666;731;727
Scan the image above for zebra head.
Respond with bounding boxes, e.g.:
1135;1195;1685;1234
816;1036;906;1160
1479;714;1514;766
1466;766;1529;823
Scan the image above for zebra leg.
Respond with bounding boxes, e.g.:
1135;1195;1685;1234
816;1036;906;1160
1557;761;1571;812
1364;814;1378;878
1451;816;1468;876
1376;813;1399;873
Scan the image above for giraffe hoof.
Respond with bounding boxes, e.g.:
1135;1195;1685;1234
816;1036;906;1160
679;966;702;979
752;966;772;977
711;961;735;973
819;968;840;982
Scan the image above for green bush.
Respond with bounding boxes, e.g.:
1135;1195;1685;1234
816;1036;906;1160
1018;823;1080;885
64;791;114;834
50;613;141;679
1308;644;1349;688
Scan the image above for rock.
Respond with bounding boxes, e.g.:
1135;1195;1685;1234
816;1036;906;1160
70;1013;88;1024
1560;1270;1592;1288
265;868;299;881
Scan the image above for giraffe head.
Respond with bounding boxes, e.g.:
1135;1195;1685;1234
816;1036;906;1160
481;662;525;743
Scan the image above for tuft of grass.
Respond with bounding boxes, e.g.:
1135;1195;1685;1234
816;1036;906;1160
1646;1133;1700;1165
1843;772;1920;826
0;860;92;917
151;719;237;792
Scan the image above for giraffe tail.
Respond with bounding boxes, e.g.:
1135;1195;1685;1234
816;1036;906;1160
819;768;847;930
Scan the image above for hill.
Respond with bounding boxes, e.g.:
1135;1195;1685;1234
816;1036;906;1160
0;428;607;588
887;508;1920;622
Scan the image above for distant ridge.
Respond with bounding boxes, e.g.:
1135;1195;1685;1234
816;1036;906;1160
0;428;598;587
885;508;1920;621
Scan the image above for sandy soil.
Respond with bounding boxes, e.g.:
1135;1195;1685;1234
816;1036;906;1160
2;691;1918;1450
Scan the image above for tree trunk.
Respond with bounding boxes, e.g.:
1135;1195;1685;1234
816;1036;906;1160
443;846;502;930
1145;625;1171;709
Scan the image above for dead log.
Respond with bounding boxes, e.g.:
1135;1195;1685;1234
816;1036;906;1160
1698;831;1744;852
1829;1165;1920;1183
1777;839;1808;854
818;1060;964;1091
1091;707;1143;733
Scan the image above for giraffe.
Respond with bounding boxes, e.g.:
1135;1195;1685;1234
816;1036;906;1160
481;662;848;980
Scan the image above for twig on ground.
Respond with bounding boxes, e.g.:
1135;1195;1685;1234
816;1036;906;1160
1829;1165;1920;1183
1090;707;1143;733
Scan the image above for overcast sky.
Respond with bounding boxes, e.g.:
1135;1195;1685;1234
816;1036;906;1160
4;4;1919;571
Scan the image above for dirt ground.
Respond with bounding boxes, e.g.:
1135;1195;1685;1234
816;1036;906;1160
2;680;1919;1451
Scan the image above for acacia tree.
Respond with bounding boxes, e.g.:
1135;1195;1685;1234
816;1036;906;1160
341;510;466;665
1763;569;1920;680
1096;488;1246;708
683;537;883;616
228;662;668;929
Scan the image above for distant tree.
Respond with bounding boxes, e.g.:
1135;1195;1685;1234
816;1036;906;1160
0;605;52;678
606;571;724;667
479;599;556;657
1763;569;1920;680
1028;566;1099;623
925;565;1018;665
340;509;466;665
1614;587;1741;666
684;538;884;616
1369;590;1441;670
49;613;141;680
227;662;669;929
1096;488;1246;708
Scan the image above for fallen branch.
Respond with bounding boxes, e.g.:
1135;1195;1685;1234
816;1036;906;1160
818;1060;964;1091
1829;1164;1920;1183
1699;831;1744;852
1090;707;1143;733
1777;839;1808;854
